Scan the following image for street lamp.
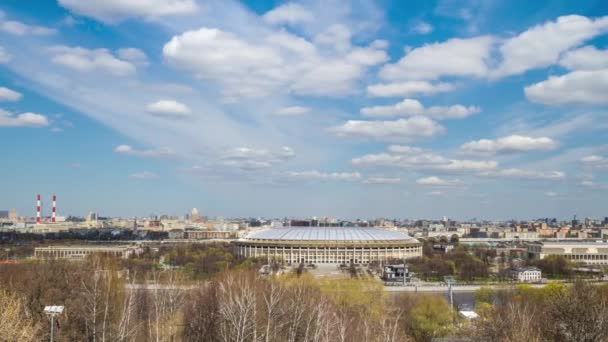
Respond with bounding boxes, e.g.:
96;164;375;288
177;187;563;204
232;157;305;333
44;306;64;342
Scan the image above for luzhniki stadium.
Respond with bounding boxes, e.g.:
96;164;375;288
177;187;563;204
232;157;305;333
234;226;421;265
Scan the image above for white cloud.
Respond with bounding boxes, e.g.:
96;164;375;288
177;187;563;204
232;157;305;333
0;46;11;63
480;168;565;180
379;36;494;81
129;171;159;180
436;160;498;172
51;46;137;76
581;155;608;169
559;46;608;71
117;48;149;67
331;116;444;141
351;147;497;174
286;170;361;181
0;109;49;127
525;69;608;105
412;22;433;34
427;190;444;196
162;27;387;98
460;135;557;155
492;15;608;77
146;100;192;119
114;144;176;158
0;18;56;35
263;3;314;25
416;176;462;186
545;191;558;197
220;146;295;170
361;98;480;120
367;81;455;97
363;176;401;184
58;0;198;23
275;106;311;116
0;87;23;101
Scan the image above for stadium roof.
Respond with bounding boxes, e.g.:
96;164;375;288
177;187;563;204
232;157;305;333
244;226;415;242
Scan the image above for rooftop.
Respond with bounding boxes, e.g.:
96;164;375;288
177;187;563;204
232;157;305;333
244;226;415;242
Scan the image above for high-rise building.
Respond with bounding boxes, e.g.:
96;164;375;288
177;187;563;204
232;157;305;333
8;209;17;221
191;208;199;221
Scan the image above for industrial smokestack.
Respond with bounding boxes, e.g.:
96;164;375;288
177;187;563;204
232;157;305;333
52;194;56;223
36;194;41;224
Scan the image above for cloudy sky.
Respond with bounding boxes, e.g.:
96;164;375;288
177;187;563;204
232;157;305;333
1;0;607;220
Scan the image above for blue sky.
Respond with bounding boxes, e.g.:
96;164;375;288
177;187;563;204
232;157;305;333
1;0;608;220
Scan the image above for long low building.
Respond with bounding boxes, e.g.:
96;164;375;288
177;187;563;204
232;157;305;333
35;245;143;260
528;241;608;265
234;226;421;265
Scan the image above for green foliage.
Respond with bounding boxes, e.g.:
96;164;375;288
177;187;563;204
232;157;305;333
530;255;573;278
409;296;453;342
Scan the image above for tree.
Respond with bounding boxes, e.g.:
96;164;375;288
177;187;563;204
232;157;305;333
407;296;452;342
544;281;608;342
0;290;40;341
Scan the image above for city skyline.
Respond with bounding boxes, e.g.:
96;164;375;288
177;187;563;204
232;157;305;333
1;0;608;219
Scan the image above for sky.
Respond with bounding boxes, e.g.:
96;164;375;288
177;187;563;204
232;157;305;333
1;0;608;220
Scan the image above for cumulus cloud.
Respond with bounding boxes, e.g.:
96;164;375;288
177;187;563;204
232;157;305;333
51;46;137;76
129;171;159;180
492;15;608;77
275;106;310;116
460;135;557;155
0;87;23;101
331;116;444;141
351;146;497;174
480;168;565;180
361;99;480;120
117;47;149;67
367;81;455;97
524;69;608;105
0;109;49;127
379;36;494;81
58;0;198;23
363;176;401;184
286;170;361;181
146;100;191;118
416;176;462;186
220;146;295;170
559;46;608;70
263;3;314;25
114;144;176;158
162;26;387;98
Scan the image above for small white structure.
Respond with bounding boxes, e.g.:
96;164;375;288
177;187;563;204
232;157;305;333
458;310;479;320
510;266;542;282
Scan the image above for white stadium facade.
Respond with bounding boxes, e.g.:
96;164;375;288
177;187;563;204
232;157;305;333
234;226;422;265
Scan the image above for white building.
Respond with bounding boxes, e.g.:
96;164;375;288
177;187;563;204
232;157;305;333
510;266;542;282
235;226;421;265
528;241;608;265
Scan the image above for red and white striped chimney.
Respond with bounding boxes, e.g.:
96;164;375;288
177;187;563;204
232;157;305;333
36;194;41;224
52;194;56;223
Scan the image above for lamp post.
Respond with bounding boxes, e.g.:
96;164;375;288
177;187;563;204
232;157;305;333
44;306;64;342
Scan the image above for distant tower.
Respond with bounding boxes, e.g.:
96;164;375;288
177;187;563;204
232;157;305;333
36;194;41;224
191;208;199;222
52;194;57;223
